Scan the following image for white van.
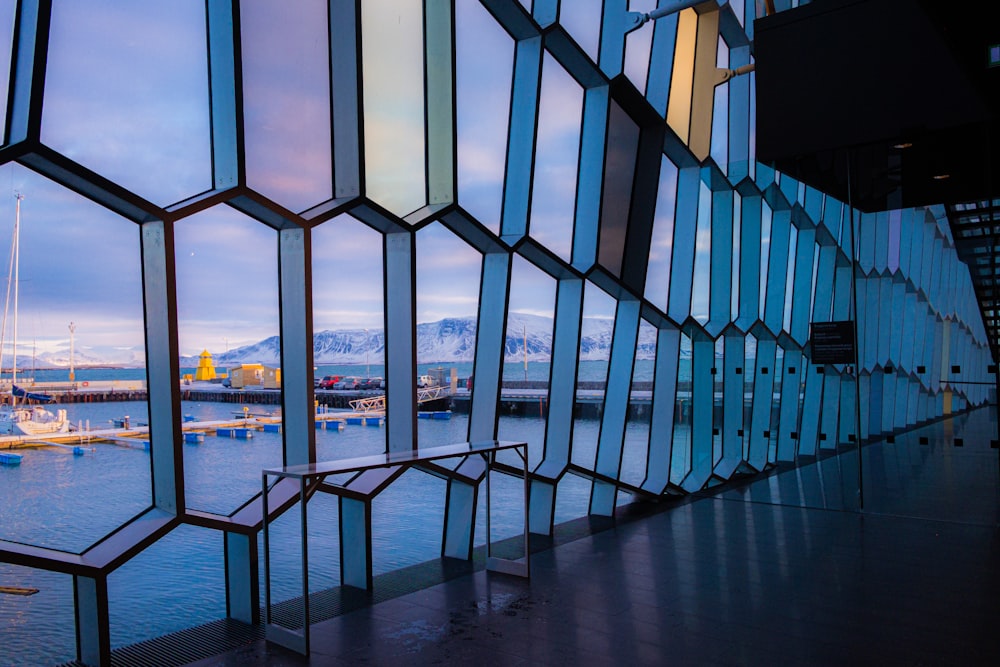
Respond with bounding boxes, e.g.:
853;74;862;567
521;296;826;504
417;375;434;388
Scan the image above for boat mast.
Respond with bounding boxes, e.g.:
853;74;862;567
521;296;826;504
11;193;20;407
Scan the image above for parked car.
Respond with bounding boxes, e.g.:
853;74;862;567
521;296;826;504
319;375;342;389
416;375;434;388
313;377;321;388
360;377;383;390
333;376;362;390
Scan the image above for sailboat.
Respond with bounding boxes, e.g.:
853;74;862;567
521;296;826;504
0;193;69;436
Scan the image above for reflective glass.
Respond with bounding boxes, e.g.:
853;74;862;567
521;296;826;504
415;223;481;445
571;282;616;469
498;255;555;469
456;0;514;235
559;0;602;62
599;102;640;276
0;167;147;552
241;0;332;212
174;206;280;514
361;0;426;216
311;214;386;449
619;319;655;489
710;36;729;169
644;156;678;311
670;331;693;485
624;0;657;92
530;53;583;262
690;181;712;323
42;1;211;205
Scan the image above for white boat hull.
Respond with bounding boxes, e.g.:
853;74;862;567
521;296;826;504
0;407;70;436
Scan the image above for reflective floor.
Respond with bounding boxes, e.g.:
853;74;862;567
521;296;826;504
188;406;1000;666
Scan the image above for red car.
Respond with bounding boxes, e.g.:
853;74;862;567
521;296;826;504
318;375;342;389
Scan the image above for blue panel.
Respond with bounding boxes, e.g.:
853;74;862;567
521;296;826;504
820;372;841;450
666;167;700;322
207;0;239;189
590;300;640;515
707;189;734;336
681;332;714;491
881;371;896;435
469;253;510;441
747;337;775;471
797;364;823;456
279;228;315;467
340;497;370;589
776;348;801;461
500;36;542;242
716;331;745;479
142;221;183;512
642;327;680;494
858;371;882;439
763;209;790;333
74;575;110;667
384;232;417;454
572;87;609;270
736;195;761;329
789;228;815;344
838;374;857;445
645;12;679;116
442;480;476;560
225;532;258;624
541;279;584;468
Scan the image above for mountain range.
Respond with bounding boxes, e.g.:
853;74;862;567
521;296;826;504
18;314;666;369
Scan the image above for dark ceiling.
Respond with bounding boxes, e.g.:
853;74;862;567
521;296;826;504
754;0;999;363
754;0;998;213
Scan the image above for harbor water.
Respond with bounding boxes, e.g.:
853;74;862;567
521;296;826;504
0;371;660;666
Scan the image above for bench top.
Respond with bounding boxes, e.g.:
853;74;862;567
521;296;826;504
263;440;527;480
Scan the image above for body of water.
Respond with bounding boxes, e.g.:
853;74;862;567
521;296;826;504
0;385;656;666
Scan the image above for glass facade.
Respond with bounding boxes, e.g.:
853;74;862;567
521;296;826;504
0;2;992;664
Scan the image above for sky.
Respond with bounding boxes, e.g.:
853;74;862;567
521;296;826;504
0;0;668;360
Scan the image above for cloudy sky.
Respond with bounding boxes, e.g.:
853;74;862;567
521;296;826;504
0;0;666;360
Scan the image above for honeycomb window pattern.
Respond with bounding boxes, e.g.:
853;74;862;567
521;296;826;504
0;2;993;664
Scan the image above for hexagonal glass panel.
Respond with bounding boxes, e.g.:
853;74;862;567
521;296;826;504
415;222;481;445
174;205;281;515
670;330;693;485
619;318;655;492
529;53;582;262
571;282;616;469
497;255;555;470
362;0;426;217
644;155;679;312
691;180;712;323
0;166;148;552
241;0;332;212
41;1;211;206
312;214;386;455
456;0;514;237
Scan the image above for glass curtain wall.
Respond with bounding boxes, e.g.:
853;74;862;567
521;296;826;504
0;1;992;664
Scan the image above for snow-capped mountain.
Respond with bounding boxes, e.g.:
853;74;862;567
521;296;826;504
199;314;662;366
21;315;665;368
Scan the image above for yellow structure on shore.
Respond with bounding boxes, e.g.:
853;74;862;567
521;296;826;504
194;350;216;381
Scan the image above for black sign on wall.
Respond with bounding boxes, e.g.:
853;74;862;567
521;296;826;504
810;321;856;364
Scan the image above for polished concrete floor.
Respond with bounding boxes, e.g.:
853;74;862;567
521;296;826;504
187;407;1000;666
